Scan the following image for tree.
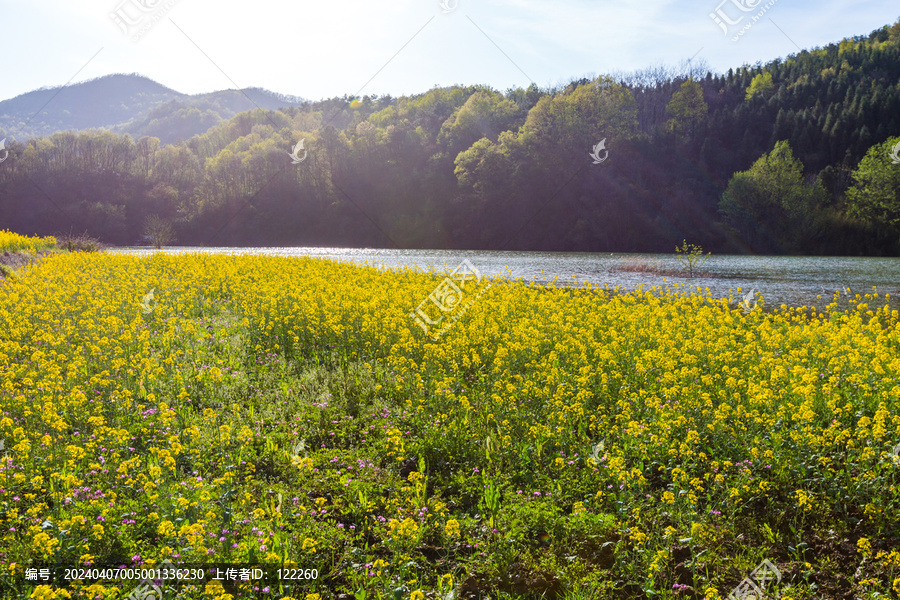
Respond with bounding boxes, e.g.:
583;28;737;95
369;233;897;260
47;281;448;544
745;72;774;100
454;137;512;194
144;215;175;248
512;77;639;174
890;18;900;41
719;141;826;251
845;136;900;236
675;240;709;277
437;90;518;158
665;79;708;138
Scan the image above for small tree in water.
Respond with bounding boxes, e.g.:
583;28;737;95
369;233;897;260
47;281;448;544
675;239;709;278
144;215;174;249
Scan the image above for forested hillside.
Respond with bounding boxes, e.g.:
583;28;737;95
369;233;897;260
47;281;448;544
1;20;899;253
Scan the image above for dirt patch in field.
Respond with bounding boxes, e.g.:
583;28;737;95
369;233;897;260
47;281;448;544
0;249;54;276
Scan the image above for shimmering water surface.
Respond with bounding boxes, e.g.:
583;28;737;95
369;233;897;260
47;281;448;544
112;247;900;312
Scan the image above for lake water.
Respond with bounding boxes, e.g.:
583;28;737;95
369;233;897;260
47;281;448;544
112;247;900;312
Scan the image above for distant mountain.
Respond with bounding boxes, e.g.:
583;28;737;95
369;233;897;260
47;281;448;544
0;73;307;144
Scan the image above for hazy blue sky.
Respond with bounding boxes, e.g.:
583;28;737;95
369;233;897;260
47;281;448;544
1;0;898;101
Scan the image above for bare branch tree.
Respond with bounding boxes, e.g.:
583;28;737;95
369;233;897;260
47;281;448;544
144;215;174;249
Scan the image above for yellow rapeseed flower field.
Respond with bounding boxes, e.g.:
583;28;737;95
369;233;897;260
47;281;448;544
0;230;56;253
0;251;898;599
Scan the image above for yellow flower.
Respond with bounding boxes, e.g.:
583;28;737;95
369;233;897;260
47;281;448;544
650;549;669;572
410;591;425;600
444;519;461;538
293;456;314;471
795;489;811;510
439;574;454;590
30;585;72;600
83;584;107;598
2;244;899;600
629;528;647;545
396;518;419;537
205;581;226;596
31;532;60;557
690;522;703;538
157;520;175;537
703;586;722;600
